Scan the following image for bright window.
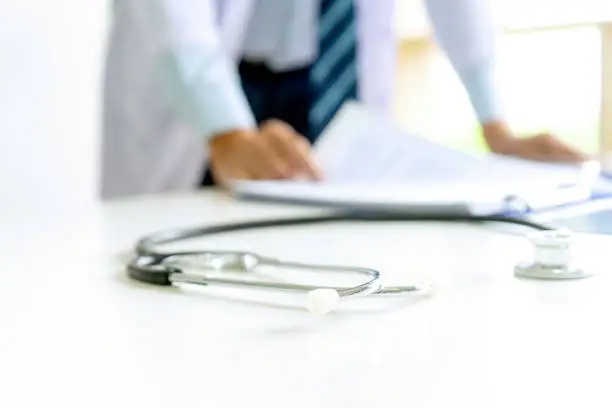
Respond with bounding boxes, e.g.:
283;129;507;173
393;1;609;155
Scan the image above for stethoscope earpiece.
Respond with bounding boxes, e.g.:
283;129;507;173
307;288;341;315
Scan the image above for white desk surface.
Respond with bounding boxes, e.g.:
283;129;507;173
2;190;612;408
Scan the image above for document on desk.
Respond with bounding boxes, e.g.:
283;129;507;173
230;102;608;215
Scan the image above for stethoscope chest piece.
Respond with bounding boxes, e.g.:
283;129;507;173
514;228;593;280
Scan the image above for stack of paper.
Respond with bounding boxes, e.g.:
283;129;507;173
230;102;609;215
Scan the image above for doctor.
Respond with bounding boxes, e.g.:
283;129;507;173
101;0;586;199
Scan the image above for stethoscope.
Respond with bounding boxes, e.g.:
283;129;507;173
126;209;592;315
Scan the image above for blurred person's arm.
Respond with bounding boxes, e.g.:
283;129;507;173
423;0;586;161
152;0;256;141
151;0;321;184
424;0;504;126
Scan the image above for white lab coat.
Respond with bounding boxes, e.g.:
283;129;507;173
101;0;499;200
101;0;397;199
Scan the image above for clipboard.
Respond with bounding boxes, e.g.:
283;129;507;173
230;102;612;218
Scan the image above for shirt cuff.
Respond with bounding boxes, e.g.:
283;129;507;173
157;46;256;141
456;62;506;123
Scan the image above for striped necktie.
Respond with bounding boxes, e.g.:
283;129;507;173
309;0;359;140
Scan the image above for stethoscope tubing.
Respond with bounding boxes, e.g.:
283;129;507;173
135;210;552;255
127;209;553;289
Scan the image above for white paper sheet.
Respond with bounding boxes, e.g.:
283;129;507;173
231;102;605;214
313;102;598;186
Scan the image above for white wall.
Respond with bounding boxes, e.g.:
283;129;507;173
0;0;108;207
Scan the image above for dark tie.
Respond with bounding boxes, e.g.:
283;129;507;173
309;0;359;140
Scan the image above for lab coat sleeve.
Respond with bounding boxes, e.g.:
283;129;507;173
152;0;256;141
423;0;505;123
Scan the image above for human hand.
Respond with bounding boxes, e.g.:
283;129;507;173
482;121;588;163
208;119;323;187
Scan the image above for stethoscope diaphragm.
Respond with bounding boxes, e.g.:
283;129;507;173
514;228;593;280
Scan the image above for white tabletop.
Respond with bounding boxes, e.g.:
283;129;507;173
2;190;612;408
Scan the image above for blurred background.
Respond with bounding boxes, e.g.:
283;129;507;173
0;0;610;207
